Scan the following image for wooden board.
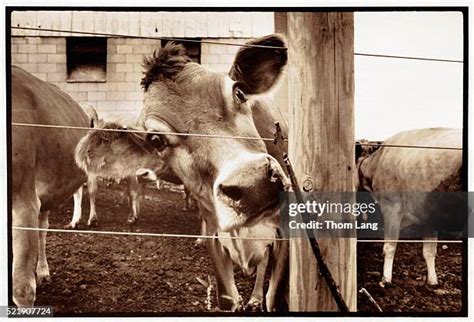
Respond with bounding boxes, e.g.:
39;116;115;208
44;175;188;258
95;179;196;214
287;12;357;312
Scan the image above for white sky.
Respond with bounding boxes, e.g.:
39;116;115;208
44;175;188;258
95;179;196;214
354;11;464;140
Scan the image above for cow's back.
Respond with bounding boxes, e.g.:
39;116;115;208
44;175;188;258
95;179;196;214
367;128;462;192
12;66;89;210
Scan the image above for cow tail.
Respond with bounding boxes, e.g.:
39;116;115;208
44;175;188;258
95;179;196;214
80;103;100;128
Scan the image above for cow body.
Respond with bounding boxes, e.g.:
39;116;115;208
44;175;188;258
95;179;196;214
357;128;462;286
11;66;89;306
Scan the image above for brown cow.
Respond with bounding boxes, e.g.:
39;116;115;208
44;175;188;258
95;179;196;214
357;128;462;287
11;66;89;306
68;111;196;228
78;36;290;311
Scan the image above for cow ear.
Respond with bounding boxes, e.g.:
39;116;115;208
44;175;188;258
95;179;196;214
229;34;287;95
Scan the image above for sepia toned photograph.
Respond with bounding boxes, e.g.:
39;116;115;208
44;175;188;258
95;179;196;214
4;5;469;319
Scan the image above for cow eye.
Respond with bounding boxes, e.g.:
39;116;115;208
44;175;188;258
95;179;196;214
233;83;247;104
148;133;168;152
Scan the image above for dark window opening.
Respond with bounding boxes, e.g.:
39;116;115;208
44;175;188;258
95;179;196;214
67;37;107;82
161;39;201;63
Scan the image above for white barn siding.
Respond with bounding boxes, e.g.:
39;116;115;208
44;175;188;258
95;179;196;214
12;11;274;38
11;11;281;121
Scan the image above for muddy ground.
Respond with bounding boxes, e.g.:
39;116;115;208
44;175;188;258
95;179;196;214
357;242;464;313
35;182;464;315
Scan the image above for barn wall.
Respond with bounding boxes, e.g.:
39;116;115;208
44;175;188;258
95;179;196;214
10;10;289;123
200;38;248;73
11;36;267;121
12;37;66;83
11;11;274;38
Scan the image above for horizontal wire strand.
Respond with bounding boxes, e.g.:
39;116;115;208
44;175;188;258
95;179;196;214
12;226;288;241
12;122;462;150
10;26;287;50
354;52;463;64
356;142;462;151
357;239;463;243
11;122;277;142
11;26;464;63
11;227;465;244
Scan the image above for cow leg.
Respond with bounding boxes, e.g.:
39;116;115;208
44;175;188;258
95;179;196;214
87;175;99;226
195;218;206;246
183;186;191;210
66;186;83;229
206;238;241;311
12;195;40;307
423;237;438;285
380;202;401;287
381;241;398;287
127;176;141;224
244;247;269;312
156;179;162;190
36;211;50;284
266;240;289;312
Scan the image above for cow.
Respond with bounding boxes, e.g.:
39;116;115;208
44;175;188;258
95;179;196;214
77;35;291;311
72;111;155;228
356;128;462;287
216;216;285;311
71;121;172;227
11;66;90;306
68;112;198;229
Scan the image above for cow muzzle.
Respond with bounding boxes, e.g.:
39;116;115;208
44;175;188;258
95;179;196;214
213;153;289;231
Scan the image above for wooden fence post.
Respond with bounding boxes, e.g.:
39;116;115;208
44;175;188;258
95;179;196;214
287;12;357;311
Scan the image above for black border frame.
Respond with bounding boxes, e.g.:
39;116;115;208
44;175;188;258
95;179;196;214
5;6;469;318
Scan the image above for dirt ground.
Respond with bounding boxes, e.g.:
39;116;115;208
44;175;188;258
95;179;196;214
35;182;258;314
357;242;463;313
35;181;464;315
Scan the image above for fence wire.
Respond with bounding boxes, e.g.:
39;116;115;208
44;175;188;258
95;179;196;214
11;226;289;241
10;26;287;50
11;226;464;244
12;122;462;151
11;122;279;142
11;26;464;64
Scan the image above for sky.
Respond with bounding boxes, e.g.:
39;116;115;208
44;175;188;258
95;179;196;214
354;11;464;140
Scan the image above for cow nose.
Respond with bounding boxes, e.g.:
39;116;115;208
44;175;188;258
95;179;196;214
215;153;287;227
218;158;282;202
219;184;244;202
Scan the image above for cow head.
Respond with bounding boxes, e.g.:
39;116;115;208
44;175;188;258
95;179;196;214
139;35;288;231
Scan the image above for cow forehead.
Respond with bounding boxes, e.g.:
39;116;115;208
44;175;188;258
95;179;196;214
141;63;267;153
143;64;231;130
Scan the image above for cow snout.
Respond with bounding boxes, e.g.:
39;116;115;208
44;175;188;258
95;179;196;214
214;153;287;231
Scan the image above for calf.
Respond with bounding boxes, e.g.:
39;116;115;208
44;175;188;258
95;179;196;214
216;216;286;311
72;122;171;225
68;105;198;228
